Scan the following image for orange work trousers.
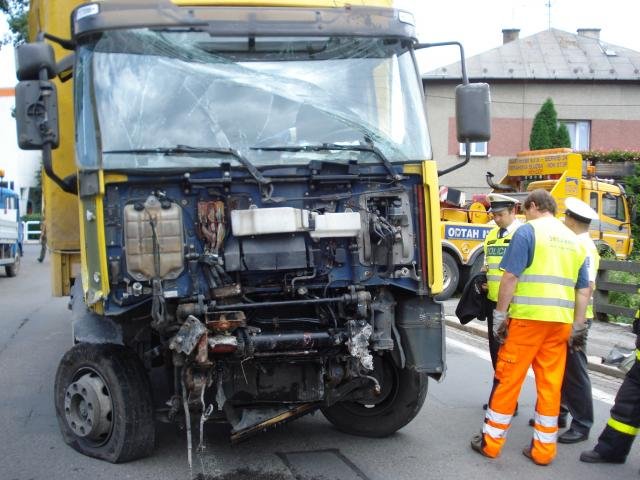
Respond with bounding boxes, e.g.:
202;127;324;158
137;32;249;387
481;318;572;465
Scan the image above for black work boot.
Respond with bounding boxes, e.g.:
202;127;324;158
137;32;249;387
559;429;588;444
579;449;625;464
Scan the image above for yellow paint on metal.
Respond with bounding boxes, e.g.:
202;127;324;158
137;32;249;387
77;170;110;311
468;201;489;224
51;251;81;296
77;192;89;298
508;149;581;177
441;207;467;223
402;164;422;175
29;0;87;295
403;163;444;293
171;0;394;7
422;161;443;294
30;0;84;253
103;173;129;184
95;170;110;299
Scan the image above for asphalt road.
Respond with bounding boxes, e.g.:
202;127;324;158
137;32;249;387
1;245;638;480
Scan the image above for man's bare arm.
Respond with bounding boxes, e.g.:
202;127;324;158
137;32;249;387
496;271;518;312
574;286;590;327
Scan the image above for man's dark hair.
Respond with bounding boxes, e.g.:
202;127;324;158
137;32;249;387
524;189;557;215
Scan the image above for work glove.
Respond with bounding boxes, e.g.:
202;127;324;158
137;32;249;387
569;323;588;351
492;310;508;344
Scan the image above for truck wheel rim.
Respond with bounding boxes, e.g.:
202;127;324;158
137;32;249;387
64;369;113;444
442;264;451;290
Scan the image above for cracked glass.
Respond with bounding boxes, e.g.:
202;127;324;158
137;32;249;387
75;29;431;169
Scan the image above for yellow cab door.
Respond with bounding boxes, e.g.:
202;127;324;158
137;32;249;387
587;190;632;258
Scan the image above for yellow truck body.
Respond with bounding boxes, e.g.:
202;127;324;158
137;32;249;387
438;148;634;299
17;0;495;462
31;0;443;299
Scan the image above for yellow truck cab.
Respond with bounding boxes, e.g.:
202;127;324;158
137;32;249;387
438;148;634;300
14;0;491;464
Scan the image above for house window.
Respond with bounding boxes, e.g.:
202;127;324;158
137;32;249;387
459;141;488;157
560;120;590;151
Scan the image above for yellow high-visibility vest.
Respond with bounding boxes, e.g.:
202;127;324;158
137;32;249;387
509;216;586;324
577;234;600;319
484;226;517;302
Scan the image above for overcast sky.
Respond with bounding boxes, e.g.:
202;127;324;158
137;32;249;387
2;0;640;86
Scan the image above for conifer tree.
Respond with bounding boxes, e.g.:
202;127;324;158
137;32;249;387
529;98;572;150
555;122;572;148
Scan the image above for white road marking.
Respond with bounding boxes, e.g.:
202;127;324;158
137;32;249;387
446;337;615;405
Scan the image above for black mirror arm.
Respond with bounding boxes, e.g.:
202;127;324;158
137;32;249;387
41;144;77;195
38;67;77;195
414;41;472;176
43;32;75;51
437;145;470;177
414;41;468;85
55;54;75;82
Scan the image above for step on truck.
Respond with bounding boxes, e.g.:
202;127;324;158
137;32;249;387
437;148;635;300
0;169;22;277
14;0;490;464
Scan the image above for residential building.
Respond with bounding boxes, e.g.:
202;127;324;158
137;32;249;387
423;28;640;193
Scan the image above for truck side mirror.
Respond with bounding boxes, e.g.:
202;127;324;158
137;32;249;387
15;80;60;150
14;42;60;150
15;42;57;81
455;83;491;142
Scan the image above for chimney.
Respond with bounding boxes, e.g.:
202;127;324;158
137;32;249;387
577;28;601;40
502;28;520;44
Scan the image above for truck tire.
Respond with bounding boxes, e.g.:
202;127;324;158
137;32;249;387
435;252;459;300
54;343;156;463
321;355;428;437
5;254;20;277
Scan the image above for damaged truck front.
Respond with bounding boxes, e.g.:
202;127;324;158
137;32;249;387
14;0;490;463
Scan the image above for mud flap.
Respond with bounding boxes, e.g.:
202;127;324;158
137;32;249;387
70;281;123;345
395;296;445;380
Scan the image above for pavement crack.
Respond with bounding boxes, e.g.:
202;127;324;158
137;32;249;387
0;317;30;357
23;408;34;427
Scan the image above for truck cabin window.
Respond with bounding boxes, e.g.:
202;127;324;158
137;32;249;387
74;29;431;170
602;194;625;222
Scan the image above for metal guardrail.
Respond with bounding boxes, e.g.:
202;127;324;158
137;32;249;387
23;220;41;244
594;259;640;321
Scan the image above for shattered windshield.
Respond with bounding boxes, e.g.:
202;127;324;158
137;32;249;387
75;29;431;170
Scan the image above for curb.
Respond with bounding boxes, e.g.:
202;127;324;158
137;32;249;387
444;317;627;380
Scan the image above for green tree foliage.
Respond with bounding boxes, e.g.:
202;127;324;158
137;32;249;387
529;98;556;149
555;122;572;148
623;162;640;259
1;0;28;45
529;98;573;150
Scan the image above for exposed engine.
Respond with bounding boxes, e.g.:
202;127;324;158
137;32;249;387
98;165;442;461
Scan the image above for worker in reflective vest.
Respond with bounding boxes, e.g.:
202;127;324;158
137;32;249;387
470;189;590;466
483;193;522;370
581;309;640;465
556;197;600;444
